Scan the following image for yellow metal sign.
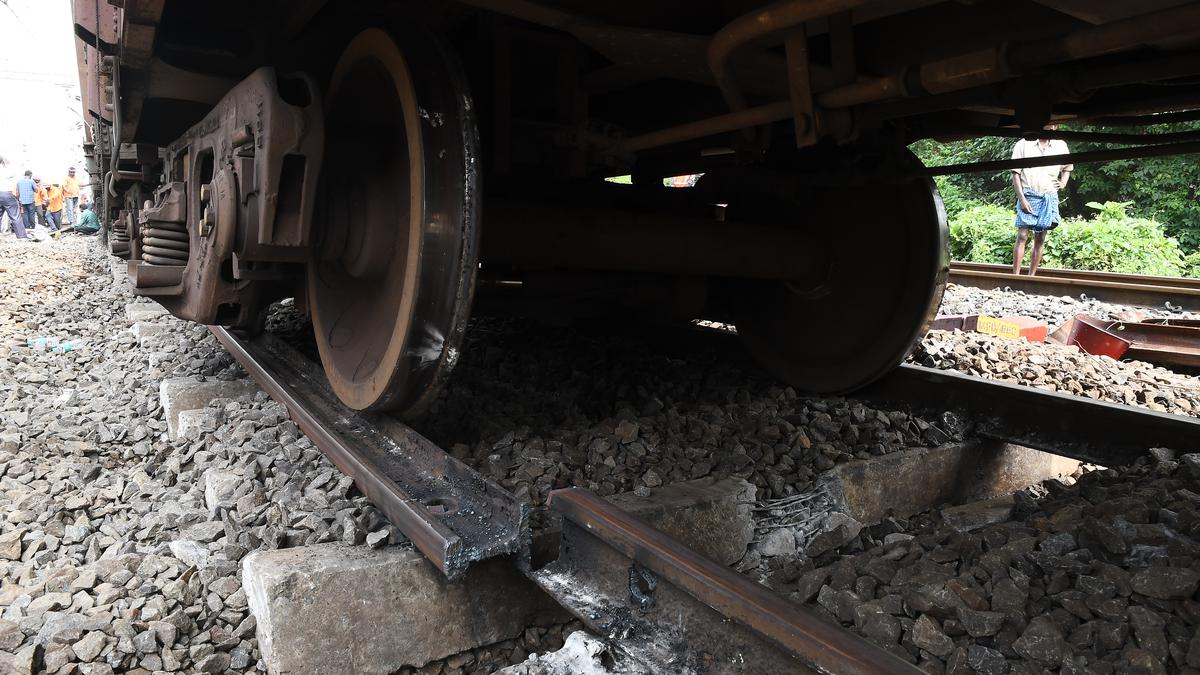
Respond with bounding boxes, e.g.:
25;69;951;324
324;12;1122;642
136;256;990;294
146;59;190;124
976;315;1021;340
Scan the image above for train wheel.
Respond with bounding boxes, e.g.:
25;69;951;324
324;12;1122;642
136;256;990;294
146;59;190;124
308;28;480;414
723;170;948;394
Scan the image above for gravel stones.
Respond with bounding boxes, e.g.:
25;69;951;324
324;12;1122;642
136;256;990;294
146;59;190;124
0;530;23;560
914;329;1200;416
758;529;796;557
939;283;1196;329
71;631;105;662
0;237;400;673
1013;615;1068;666
396;315;959;511
805;512;864;557
911;615;955;657
919;283;1200;418
957;608;1006;637
1130;567;1200;600
753;437;1200;672
967;644;1008;675
168;539;210;568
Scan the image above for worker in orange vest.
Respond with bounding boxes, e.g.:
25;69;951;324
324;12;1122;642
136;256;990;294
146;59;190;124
33;178;47;228
62;167;80;226
45;181;64;232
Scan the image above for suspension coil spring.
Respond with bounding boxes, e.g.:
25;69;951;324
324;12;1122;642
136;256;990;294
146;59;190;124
140;219;190;266
109;212;131;256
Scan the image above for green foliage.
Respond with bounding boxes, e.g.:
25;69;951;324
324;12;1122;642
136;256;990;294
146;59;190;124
1067;122;1200;250
1184;251;1200;279
1044;201;1184;276
948;200;1187;276
911;137;1014;218
947;203;1015;264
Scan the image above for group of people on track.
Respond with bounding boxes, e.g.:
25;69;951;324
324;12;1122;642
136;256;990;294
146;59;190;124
0;154;99;241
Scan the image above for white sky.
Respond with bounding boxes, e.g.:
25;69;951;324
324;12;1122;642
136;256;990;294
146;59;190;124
0;0;88;189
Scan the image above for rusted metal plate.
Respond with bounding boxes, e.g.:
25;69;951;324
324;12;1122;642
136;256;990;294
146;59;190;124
210;328;529;579
1106;320;1200;368
73;0;120;50
533;488;919;674
1144;318;1200;328
929;314;968;331
1127;343;1200;368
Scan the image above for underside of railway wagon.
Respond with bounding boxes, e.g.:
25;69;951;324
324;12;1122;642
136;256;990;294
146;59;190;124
72;0;1200;415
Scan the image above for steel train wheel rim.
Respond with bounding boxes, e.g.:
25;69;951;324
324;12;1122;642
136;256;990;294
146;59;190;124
727;167;948;394
308;28;480;413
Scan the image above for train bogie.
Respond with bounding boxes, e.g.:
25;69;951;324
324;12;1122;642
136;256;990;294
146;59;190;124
72;0;1200;414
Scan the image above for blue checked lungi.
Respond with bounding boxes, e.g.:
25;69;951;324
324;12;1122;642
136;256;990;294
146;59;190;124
1015;190;1060;232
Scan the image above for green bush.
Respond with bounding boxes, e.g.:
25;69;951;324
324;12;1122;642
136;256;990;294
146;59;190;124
1044;202;1184;276
1185;251;1200;279
948;200;1187;276
911;137;1013;221
948;203;1017;264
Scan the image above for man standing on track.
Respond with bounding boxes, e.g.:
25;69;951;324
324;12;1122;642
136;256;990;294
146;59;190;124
1011;125;1073;276
0;155;26;239
62;167;80;226
15;170;38;236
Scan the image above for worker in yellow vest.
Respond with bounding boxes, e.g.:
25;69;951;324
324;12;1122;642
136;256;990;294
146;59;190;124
62;167;80;226
45;182;64;232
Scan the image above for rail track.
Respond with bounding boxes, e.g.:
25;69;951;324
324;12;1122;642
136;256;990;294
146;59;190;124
210;326;920;673
208;321;1200;673
949;261;1200;312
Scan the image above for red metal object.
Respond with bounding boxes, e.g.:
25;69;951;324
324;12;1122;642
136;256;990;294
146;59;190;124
1065;315;1200;368
1068;315;1131;359
1108;321;1200;368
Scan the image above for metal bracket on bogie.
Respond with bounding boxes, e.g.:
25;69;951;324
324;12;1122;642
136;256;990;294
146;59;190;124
126;67;324;329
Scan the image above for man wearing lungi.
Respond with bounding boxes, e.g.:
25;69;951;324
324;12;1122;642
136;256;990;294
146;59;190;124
1011;126;1072;275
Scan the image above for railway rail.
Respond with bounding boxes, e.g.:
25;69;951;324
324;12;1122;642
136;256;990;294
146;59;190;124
208;320;1199;672
210;325;918;673
949;261;1200;312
